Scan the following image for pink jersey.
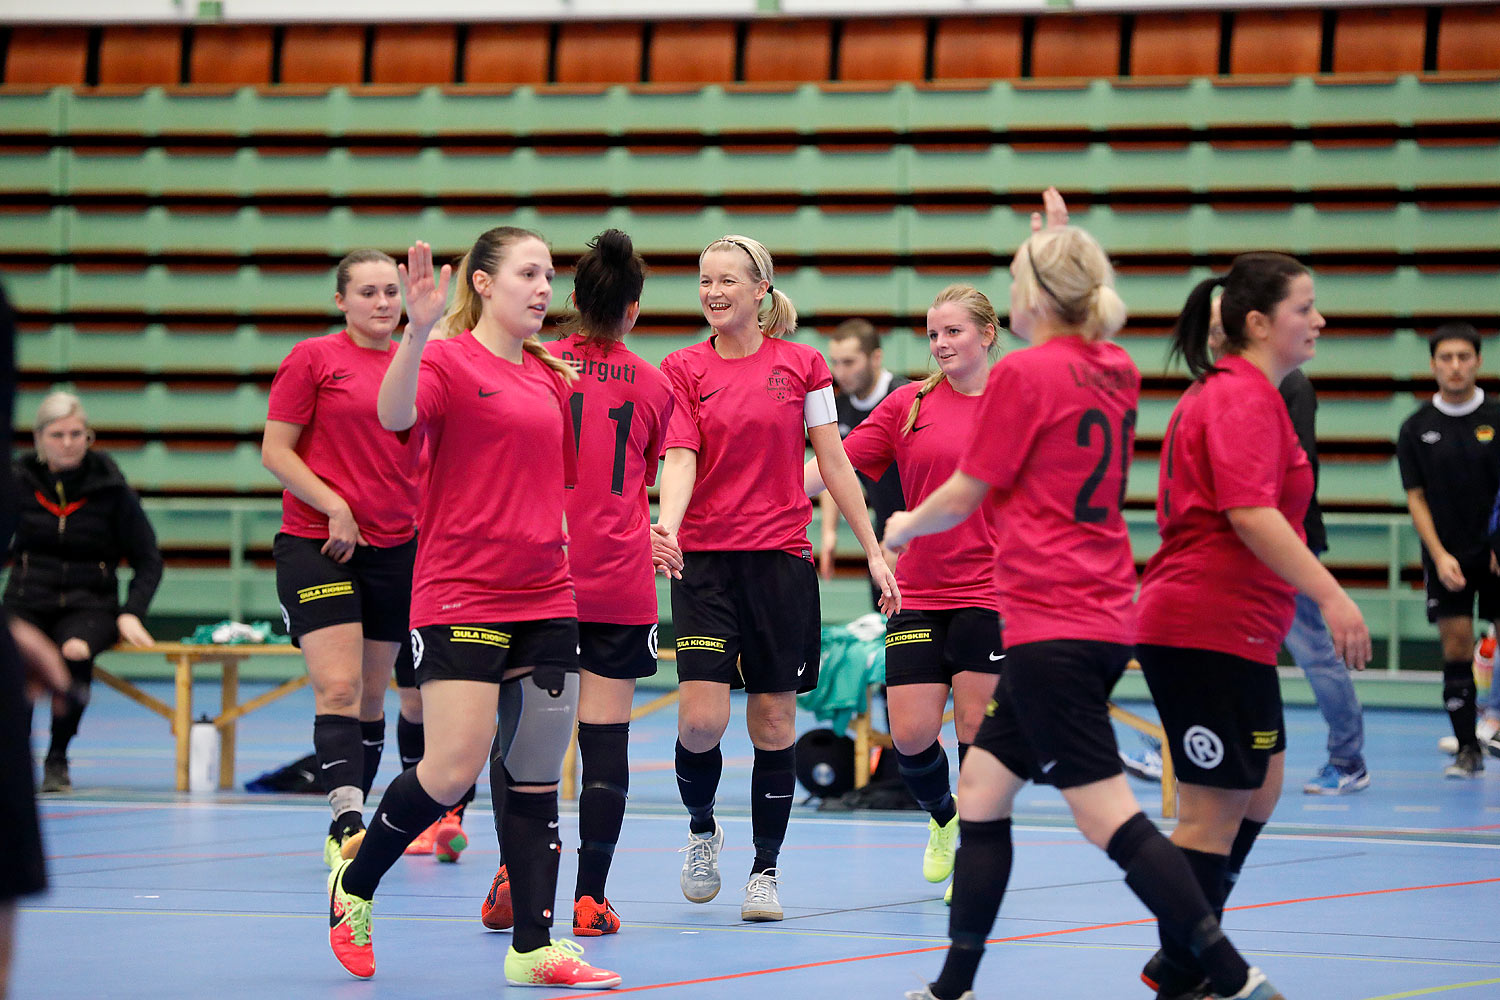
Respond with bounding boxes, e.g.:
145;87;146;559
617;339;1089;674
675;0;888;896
959;335;1140;647
545;335;675;625
843;380;1000;611
266;330;421;548
409;334;578;627
1137;355;1313;665
661;337;833;557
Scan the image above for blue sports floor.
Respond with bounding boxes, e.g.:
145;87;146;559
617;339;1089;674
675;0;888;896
17;683;1500;1000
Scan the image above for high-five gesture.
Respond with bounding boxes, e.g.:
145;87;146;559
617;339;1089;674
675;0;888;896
1030;186;1070;234
398;240;452;337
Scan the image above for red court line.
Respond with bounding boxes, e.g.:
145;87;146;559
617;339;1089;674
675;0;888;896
547;875;1500;998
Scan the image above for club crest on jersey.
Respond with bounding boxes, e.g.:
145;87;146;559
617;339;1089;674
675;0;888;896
1421;430;1441;444
765;367;793;402
1477;425;1495;443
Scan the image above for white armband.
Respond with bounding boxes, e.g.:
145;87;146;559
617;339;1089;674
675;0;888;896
804;385;837;428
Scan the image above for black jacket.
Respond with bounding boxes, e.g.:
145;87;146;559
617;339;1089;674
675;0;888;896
4;450;162;618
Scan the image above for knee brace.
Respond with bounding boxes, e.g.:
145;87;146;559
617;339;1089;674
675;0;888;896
495;670;579;786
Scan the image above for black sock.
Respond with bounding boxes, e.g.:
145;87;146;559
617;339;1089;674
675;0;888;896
452;783;475;822
896;741;955;825
314;714;367;818
46;656;94;760
1106;812;1249;998
1224;818;1265;910
749;745;795;874
957;742;971;768
340;767;448;899
396;713;424;770
1443;659;1479;749
576;721;630;901
504;788;562;953
932;817;1012;999
675;740;722;835
359;717;385;799
489;728;508;864
1158;848;1230;972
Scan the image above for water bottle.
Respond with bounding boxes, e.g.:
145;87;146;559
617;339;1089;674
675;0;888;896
189;715;220;793
1473;624;1496;704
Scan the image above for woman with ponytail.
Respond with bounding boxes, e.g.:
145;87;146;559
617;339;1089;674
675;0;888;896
886;192;1286;1000
803;284;1003;899
477;229;677;939
262;250;419;865
324;229;619;990
1130;253;1370;1000
656;234;898;922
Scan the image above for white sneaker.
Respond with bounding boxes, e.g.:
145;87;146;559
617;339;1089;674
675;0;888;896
905;989;975;1000
741;868;782;921
678;822;724;903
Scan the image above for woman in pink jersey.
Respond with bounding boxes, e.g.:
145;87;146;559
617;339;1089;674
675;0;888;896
804;284;1003;896
656;234;898;922
1132;253;1371;1000
324;230;619;990
262;250;421;869
478;229;677;939
885;214;1284;1000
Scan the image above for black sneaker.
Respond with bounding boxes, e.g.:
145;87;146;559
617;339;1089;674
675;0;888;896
1142;949;1210;999
40;758;71;793
1444;745;1484;779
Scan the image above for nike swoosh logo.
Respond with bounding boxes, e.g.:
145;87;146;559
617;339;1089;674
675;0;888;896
331;373;354;380
361;739;383;746
699;388;724;402
379;813;407;833
320;759;348;770
989;652;1004;662
479;389;501;397
796;663;807;676
913;423;931;432
547;821;559;829
764;793;794;799
1040;760;1057;774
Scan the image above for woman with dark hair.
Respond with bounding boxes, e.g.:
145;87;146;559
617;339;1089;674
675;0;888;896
7;389;162;793
479;229;677;938
1132;252;1370;1000
327;231;618;989
885;208;1286;1000
263;250;422;867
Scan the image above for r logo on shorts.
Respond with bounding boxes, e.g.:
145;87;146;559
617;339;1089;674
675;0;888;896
410;628;424;670
1183;725;1225;769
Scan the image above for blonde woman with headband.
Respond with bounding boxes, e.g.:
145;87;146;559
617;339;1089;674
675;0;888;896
886;194;1285;1000
655;234;899;922
326;230;619;990
6;390;162;793
803;285;1003;901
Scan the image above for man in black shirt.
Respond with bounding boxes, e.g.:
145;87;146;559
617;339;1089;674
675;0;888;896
1396;322;1500;778
819;320;908;607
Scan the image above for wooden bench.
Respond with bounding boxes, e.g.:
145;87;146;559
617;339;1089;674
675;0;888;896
93;642;307;791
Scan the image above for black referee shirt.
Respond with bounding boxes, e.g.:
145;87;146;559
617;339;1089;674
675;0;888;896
835;371;909;527
1396;394;1500;563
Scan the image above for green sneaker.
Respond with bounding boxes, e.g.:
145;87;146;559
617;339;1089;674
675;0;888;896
943;882;953;905
923;813;959;883
323;835;342;870
504;939;621;989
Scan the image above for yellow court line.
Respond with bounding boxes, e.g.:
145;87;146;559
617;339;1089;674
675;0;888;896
1362;978;1500;999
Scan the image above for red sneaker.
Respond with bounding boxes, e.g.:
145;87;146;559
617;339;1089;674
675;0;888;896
403;818;439;856
327;859;374;979
432;808;467;863
504;939;621;989
572;895;621;937
481;864;513;930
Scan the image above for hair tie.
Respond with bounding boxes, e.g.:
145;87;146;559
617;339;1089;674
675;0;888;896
766;284;774;294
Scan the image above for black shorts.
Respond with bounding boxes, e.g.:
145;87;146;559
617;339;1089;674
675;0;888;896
1423;551;1500;624
412;618;579;693
273;533;415;645
1137;643;1286;790
671;550;821;694
971;639;1130;789
393;636;416;689
579;621;659;680
0;630;45;900
6;604;118;661
884;607;1004;686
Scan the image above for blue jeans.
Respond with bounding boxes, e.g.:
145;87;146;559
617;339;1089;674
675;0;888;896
1283;591;1366;768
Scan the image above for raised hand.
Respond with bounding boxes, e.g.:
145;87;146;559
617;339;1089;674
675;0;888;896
398;240;453;334
1030;186;1070;234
